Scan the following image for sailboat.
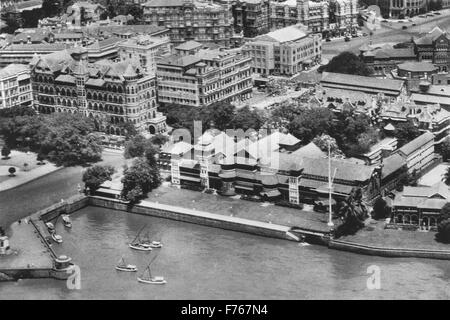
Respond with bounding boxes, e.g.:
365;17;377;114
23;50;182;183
52;233;63;243
129;226;152;251
142;230;163;249
137;255;166;285
62;214;72;228
115;257;137;272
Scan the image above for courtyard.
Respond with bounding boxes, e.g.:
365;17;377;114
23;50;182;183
417;163;449;186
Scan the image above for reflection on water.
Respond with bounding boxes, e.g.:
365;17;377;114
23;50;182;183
0;206;449;300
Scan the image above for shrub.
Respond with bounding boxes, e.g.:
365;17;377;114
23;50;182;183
8;167;16;176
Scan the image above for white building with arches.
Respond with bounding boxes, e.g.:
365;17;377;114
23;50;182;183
29;47;167;136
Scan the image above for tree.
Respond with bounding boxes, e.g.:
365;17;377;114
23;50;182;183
440;137;450;161
201;102;236;131
373;197;391;220
394;120;420;147
1;112;102;166
150;133;169;147
312;134;344;157
8;167;16;177
436;219;450;243
117;122;138;140
318;51;373;76
82;165;115;193
335;187;368;237
1;146;10;159
121;157;160;202
288;107;335;143
124;134;148;159
230;106;265;131
443;166;450;186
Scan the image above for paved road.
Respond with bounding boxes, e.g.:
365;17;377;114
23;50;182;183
322;11;450;56
0;150;125;228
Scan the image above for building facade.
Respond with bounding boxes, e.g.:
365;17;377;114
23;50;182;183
29;48;166;135
243;24;322;76
231;0;270;38
0;63;33;109
413;27;450;73
142;0;234;47
394;131;435;174
118;35;171;75
268;0;357;34
157;46;253;107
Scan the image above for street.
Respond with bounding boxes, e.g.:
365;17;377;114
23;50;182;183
0;150;125;228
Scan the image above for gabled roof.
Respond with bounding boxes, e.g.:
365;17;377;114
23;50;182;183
396;131;434;157
143;0;184;7
321;72;404;94
381;153;406;179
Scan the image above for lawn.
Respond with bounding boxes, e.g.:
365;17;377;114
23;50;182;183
146;184;336;233
341;220;450;251
0;150;42;172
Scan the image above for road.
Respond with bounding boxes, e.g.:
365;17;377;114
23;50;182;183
0;150;125;228
322;10;450;57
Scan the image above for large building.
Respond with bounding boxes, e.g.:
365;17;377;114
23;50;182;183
413;27;450;73
118;35;171;75
320;72;406;98
0;43;72;67
0;63;32;109
231;0;270;38
29;48;167;135
269;0;357;34
156;45;253;107
169;130;383;204
394;131;435;174
142;0;235;47
243;24;322;76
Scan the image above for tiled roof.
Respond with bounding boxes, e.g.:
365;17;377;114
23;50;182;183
55;74;75;83
143;0;184;7
396;131;434;157
411;93;450;106
321;72;404;94
0;63;29;79
398;62;438;73
381;153;406;179
158;54;202;68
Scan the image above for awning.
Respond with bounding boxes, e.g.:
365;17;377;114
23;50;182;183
181;176;201;183
260;190;281;198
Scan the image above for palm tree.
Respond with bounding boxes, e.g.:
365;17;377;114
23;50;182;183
335;187;368;237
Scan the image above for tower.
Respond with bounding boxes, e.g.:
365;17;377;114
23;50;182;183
71;47;89;116
296;0;309;26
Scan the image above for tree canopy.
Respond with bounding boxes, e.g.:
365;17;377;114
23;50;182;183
318;51;373;76
82;165;115;192
393;120;420;147
0;112;102;166
121;157;160;203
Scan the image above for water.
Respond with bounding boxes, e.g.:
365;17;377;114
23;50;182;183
0;206;449;299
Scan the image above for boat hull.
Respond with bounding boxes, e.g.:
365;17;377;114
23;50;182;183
137;278;167;284
52;235;63;243
129;244;152;251
115;266;137;272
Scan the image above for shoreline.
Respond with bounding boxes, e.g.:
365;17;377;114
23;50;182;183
3;194;450;282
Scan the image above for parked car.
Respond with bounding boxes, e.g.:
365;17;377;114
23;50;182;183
325;38;331;42
402;25;408;29
435;12;441;15
419;15;425;18
381;19;388;22
362;32;368;36
412;23;416;26
344;36;350;42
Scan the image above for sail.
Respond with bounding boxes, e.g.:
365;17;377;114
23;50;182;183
117;257;126;267
131;225;146;245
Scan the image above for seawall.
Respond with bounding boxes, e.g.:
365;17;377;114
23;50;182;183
89;196;302;242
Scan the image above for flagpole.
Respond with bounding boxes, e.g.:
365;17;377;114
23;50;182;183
328;140;334;227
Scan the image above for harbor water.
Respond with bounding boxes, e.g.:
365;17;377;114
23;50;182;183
0;206;449;299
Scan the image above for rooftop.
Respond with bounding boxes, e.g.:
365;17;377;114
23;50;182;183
396;131;434;157
398;61;438;73
0;63;29;79
259;24;308;43
321;72;404;93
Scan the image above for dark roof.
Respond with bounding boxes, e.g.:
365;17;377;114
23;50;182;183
396;132;434;157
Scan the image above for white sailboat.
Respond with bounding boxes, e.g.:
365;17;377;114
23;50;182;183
52;233;63;243
129;226;152;251
142;230;163;249
137;255;166;285
115;257;137;272
62;214;72;228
